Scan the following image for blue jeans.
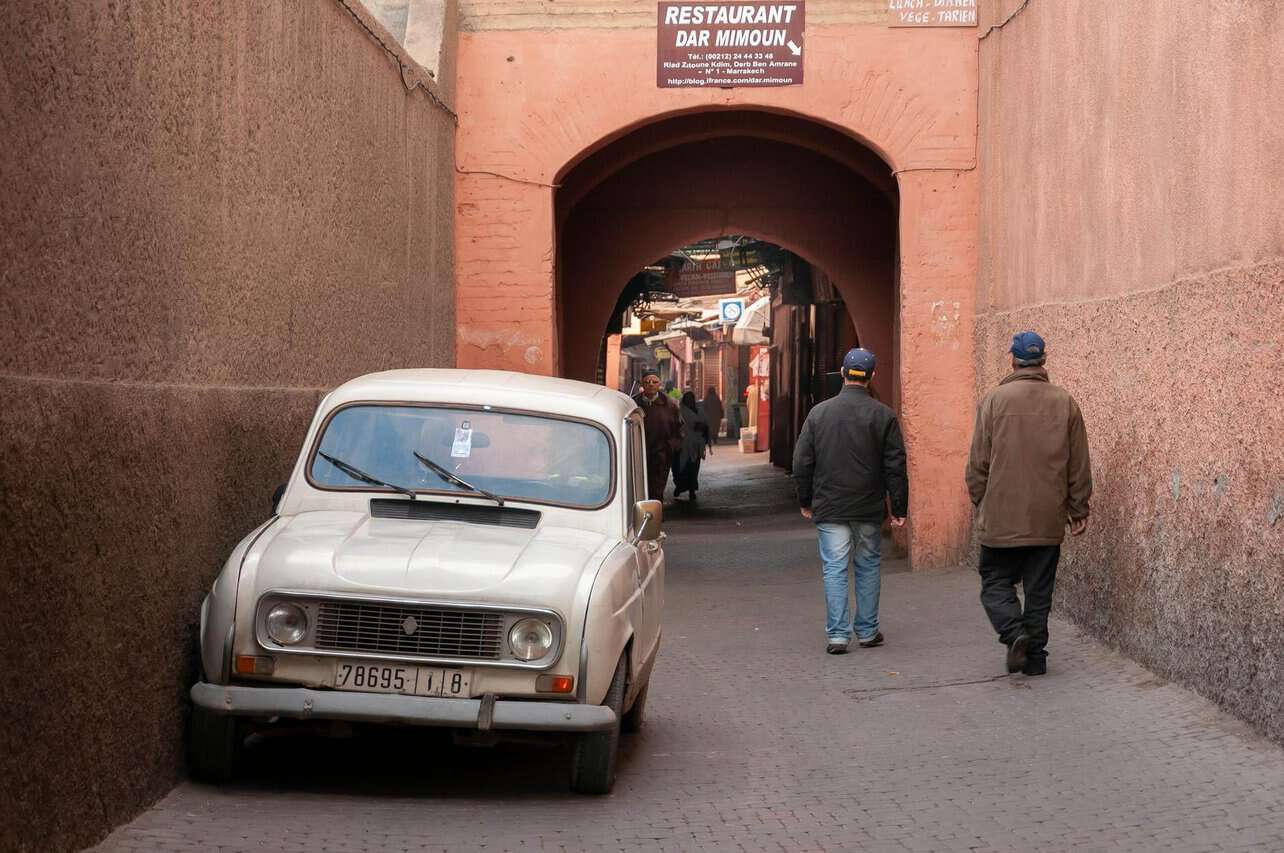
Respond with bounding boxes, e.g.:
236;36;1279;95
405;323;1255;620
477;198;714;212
816;521;882;642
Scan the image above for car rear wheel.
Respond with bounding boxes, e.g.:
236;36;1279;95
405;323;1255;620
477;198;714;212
569;653;625;794
189;706;244;783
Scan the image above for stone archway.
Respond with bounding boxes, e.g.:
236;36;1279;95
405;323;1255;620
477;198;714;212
454;24;979;567
554;112;898;407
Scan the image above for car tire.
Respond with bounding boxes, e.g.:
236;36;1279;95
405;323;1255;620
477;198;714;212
569;653;626;795
620;681;648;734
189;706;243;783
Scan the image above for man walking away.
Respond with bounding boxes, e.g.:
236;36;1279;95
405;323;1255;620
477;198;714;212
634;371;684;502
793;348;908;655
966;331;1092;676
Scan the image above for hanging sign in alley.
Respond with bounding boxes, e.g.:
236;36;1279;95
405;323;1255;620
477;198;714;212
658;3;805;88
667;258;738;297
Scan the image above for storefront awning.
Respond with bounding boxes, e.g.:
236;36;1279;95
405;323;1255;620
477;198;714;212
732;296;770;345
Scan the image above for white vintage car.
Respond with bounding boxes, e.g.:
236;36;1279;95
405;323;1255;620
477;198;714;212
191;369;664;793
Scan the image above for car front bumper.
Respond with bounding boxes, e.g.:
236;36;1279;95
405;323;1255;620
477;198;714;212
191;682;616;732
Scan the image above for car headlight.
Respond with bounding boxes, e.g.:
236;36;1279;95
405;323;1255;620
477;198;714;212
508;618;554;661
266;603;308;645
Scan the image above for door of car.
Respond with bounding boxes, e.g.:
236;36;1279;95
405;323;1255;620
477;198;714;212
626;415;664;671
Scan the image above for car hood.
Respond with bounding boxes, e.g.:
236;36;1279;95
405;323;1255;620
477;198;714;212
250;511;612;605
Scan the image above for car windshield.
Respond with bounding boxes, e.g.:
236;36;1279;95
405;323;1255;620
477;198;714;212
310;404;613;508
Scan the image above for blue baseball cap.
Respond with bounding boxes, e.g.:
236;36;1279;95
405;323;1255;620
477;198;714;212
1010;331;1046;362
842;347;876;381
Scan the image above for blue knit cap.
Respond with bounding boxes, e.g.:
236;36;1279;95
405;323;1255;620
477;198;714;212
1010;331;1046;363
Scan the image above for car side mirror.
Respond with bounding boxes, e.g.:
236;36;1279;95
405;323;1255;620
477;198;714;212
631;499;663;543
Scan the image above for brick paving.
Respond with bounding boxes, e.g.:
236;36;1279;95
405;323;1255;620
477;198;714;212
90;451;1284;853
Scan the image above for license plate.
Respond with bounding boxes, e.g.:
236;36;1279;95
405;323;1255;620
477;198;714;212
333;662;470;697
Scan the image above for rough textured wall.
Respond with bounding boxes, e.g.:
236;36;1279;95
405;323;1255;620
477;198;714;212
977;0;1284;739
0;3;455;852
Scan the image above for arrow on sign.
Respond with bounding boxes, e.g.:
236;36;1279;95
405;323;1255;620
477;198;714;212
787;40;803;56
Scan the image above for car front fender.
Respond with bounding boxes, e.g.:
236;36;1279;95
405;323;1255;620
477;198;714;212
200;517;278;684
577;543;640;706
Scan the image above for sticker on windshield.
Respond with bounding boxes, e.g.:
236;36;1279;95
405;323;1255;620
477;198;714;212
451;427;473;458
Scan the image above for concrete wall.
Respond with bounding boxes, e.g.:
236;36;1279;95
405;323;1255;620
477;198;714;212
977;0;1284;738
0;3;456;851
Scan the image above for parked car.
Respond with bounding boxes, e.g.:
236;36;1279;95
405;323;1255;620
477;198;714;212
191;369;665;793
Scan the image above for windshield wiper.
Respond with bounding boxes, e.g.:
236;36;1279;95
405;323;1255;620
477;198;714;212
413;450;504;506
318;451;418;501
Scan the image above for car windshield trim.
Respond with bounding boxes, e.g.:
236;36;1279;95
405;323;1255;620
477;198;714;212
303;401;617;511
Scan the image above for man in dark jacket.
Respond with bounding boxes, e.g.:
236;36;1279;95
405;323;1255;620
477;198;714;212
793;348;908;655
966;331;1092;676
634;371;684;502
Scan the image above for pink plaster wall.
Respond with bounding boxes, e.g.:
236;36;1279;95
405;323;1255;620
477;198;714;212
455;23;980;568
977;0;1284;739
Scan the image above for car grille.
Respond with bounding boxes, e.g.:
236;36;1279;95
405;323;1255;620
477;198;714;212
313;601;506;660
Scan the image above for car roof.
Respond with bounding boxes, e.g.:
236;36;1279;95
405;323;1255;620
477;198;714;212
321;369;639;427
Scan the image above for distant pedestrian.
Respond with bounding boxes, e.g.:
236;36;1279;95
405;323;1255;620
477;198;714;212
966;331;1092;677
673;391;709;500
634;371;684;502
793;348;908;655
701;386;724;444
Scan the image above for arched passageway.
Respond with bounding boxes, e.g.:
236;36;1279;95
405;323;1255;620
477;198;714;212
554;110;899;405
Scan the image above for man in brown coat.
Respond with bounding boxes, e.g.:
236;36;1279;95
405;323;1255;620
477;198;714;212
966;331;1092;676
634;371;684;502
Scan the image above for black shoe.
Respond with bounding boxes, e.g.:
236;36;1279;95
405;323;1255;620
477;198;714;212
1006;634;1030;673
857;631;884;648
1022;656;1047;676
826;641;849;655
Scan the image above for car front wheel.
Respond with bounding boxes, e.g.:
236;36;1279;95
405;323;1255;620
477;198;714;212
569;653;626;794
621;681;648;733
189;706;244;782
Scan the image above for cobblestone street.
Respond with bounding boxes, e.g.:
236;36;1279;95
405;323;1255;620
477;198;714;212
91;452;1284;853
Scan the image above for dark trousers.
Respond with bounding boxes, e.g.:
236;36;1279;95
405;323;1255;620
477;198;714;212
978;545;1060;659
645;451;672;501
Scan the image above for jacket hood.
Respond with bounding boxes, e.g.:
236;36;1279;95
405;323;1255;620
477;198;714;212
249;510;611;606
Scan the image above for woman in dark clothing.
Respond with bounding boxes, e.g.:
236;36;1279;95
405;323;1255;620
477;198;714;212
673;391;709;499
702;386;724;445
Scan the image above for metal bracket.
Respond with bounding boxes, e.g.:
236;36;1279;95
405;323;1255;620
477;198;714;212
477;693;496;731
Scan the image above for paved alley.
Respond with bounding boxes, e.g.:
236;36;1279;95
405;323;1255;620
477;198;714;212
90;452;1284;853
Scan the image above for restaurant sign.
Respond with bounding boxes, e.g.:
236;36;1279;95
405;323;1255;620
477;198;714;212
658;3;805;89
667;258;738;297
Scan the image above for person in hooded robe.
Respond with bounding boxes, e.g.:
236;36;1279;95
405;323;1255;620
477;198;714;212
673;390;710;500
701;386;724;445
